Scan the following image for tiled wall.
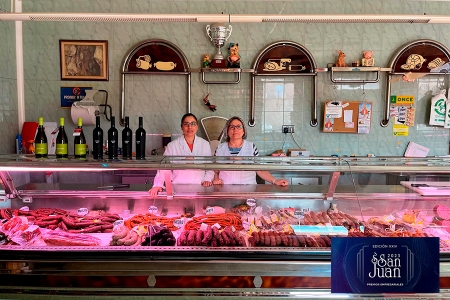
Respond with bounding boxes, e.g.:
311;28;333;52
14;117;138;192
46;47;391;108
1;0;450;156
0;0;17;154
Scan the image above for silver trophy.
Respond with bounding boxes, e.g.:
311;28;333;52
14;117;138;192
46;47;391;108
206;23;232;67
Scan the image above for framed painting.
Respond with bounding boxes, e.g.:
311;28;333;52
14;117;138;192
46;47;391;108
59;40;108;81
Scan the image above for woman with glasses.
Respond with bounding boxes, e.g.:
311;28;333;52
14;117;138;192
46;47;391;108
149;113;214;197
213;116;289;186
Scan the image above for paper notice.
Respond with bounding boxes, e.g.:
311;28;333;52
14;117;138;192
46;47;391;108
344;110;353;122
404;142;430;157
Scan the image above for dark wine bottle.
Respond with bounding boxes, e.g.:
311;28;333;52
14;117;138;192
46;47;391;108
135;117;146;160
55;117;68;158
34;117;48;158
108;116;118;159
92;116;103;159
73;117;86;158
122;116;132;159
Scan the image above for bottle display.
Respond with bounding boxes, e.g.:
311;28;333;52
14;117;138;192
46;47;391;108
34;117;48;158
122;116;132;159
92;116;103;159
108;116;118;159
135;117;146;160
55;118;68;158
73;117;86;159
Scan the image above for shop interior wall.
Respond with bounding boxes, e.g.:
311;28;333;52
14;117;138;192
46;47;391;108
0;0;17;154
0;0;449;156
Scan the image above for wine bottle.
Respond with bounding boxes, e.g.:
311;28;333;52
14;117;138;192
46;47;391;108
73;117;86;159
35;117;48;158
108;116;118;159
55;117;68;158
92;116;103;159
135;117;146;160
122;116;132;159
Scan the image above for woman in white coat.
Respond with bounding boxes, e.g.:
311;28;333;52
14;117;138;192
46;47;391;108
213;116;289;186
149;113;214;197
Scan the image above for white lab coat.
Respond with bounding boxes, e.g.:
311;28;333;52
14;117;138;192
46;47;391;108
153;135;214;187
215;140;257;184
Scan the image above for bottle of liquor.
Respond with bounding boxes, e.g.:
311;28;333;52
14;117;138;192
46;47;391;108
92;116;103;159
135;117;146;160
35;117;48;158
108;116;118;159
122;116;132;159
73;117;86;158
55;117;68;158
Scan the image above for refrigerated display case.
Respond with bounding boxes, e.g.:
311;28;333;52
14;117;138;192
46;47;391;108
1;154;450;299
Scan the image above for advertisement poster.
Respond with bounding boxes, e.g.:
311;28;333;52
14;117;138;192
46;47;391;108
331;237;439;293
60;86;92;108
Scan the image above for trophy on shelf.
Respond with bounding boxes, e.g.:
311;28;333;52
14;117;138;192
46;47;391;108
206;23;232;68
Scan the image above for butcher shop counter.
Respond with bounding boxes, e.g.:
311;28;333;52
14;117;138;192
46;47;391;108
1;155;450;299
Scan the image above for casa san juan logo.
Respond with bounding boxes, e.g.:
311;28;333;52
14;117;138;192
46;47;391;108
331;237;439;293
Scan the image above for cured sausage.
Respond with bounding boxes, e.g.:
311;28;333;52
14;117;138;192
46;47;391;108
195;229;204;245
201;226;213;245
434;205;450;220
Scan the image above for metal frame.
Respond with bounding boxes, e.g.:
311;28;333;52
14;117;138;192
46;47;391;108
121;39;191;126
250;41;318;127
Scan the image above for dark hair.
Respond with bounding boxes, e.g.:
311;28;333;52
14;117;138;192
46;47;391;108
224;116;247;142
181;113;198;124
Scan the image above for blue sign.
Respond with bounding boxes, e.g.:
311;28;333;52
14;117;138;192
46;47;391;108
331;237;439;293
60;87;92;108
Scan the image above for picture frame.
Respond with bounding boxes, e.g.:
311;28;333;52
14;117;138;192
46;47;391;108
59;40;108;81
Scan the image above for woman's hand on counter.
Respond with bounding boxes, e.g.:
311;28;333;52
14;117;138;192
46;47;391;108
148;186;163;198
274;179;289;186
212;178;224;185
201;181;213;187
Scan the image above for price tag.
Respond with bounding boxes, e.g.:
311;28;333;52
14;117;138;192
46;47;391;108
294;210;304;219
212;223;221;229
200;223;209;231
113;220;124;227
246;198;256;207
205;207;214;215
19;206;29;211
77;207;89;216
173;218;184;228
148;206;158;214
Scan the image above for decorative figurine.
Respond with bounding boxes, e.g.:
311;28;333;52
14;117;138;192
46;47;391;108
362;50;375;67
203;93;217;112
202;53;211;69
227;43;241;68
335;50;347;67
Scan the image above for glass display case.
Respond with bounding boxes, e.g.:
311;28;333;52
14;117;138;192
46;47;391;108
1;154;450;299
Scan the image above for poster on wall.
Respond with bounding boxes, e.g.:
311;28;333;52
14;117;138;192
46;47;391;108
60;87;92;108
390;95;415;136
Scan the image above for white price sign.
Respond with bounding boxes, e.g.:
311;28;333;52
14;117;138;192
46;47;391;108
205;207;214;215
113;220;124;227
294;210;304;219
173;218;184;228
246;198;256;207
77;207;89;216
148;206;158;214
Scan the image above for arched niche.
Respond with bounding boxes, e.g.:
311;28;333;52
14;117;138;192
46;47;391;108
120;39;191;126
382;39;450;127
249;41;318;127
